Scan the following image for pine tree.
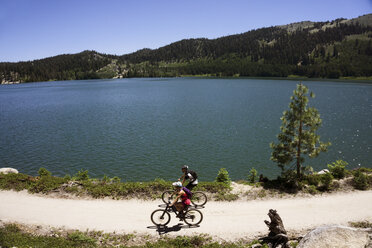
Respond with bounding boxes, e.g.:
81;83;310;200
270;83;330;179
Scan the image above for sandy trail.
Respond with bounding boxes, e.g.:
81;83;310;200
1;190;372;240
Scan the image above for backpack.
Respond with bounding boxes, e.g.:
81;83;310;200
189;170;198;180
182;186;193;198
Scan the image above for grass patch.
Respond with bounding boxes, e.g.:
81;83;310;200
0;169;230;200
214;191;239;201
0;223;268;248
1;166;371;200
0;173;34;191
0;224;91;248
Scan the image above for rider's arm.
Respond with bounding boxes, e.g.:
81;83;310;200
170;193;181;206
178;174;185;182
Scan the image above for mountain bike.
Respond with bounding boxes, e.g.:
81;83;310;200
150;202;203;226
161;190;207;207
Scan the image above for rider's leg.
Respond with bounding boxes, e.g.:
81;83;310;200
185;182;197;191
174;202;185;218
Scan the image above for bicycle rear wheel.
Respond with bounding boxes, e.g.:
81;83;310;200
151;209;171;226
161;190;176;204
184;209;203;226
191;191;207;206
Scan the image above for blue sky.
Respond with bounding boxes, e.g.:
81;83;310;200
0;0;371;62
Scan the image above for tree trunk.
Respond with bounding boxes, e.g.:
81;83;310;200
297;119;302;179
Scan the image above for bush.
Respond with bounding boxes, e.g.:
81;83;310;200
305;185;318;195
304;174;321;186
358;167;372;173
29;176;67;193
102;174;110;183
281;170;301;192
111;176;121;183
248;168;258;183
215;168;231;185
63;174;71;181
73;169;89;181
353;170;369;190
319;173;334;191
0;173;34;191
38;167;51;177
327;160;348;179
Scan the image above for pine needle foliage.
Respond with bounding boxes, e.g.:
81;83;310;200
270;83;330;179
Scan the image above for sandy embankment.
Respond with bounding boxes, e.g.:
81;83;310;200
0;190;372;240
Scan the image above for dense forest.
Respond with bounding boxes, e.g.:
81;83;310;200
1;14;372;84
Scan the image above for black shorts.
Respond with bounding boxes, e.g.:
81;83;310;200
185;182;197;191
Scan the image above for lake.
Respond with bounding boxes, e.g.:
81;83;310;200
0;78;371;181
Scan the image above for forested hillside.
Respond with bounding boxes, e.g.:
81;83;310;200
1;14;372;84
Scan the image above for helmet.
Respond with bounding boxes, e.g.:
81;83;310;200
182;165;189;170
172;182;182;188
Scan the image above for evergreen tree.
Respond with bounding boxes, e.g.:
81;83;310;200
270;84;330;179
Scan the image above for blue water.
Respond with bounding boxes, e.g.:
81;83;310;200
0;78;371;181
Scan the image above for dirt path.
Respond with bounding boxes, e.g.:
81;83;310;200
1;190;372;241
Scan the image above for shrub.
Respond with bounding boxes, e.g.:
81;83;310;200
358;167;372;173
305;185;318;195
248;168;258;183
281;170;301;192
353;170;369;190
327;160;348;179
73;169;89;181
29;176;67;193
319;172;334;191
302;165;314;175
102;175;110;183
63;174;71;181
111;176;121;183
304;174;321;186
38;167;51;177
215;168;231;185
0;173;33;191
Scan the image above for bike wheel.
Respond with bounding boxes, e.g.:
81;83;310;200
191;191;207;206
161;190;176;204
184;209;203;226
151;209;171;226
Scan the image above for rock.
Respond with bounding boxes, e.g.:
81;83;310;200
317;169;330;175
0;167;19;174
297;225;370;248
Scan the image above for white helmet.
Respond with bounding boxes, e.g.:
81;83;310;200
172;181;182;188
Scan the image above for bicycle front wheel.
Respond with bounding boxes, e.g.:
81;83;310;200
191;191;207;206
151;209;171;226
161;190;176;204
184;209;203;226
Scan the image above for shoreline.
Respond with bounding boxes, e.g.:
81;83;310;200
2;75;372;85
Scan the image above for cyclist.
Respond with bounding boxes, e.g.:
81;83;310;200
178;165;198;190
169;181;191;218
